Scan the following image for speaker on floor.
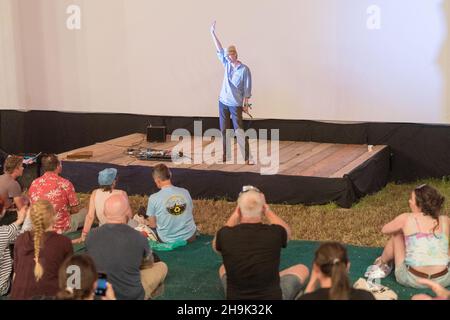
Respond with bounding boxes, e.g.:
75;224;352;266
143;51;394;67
146;125;166;142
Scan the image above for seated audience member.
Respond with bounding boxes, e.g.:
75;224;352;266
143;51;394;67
213;185;309;300
10;200;73;299
299;242;375;300
27;154;86;234
366;184;449;288
146;164;197;243
57;254;116;300
0;155;26;226
86;193;167;300
411;278;450;300
0;199;27;296
73;168;131;243
0;150;8;172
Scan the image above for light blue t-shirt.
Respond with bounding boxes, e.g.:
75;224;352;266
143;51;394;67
217;49;252;107
146;186;197;243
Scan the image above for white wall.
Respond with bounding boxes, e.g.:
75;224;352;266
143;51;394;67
1;0;449;123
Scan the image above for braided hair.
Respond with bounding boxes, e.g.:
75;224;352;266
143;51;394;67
29;200;55;281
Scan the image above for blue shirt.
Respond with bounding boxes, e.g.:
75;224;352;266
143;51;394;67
146;186;197;243
217;49;252;107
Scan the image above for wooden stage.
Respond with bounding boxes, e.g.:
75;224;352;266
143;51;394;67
59;133;387;178
58;133;390;207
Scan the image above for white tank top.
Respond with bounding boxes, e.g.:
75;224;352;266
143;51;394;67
94;189;123;225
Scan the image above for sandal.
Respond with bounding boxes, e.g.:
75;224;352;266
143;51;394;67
364;256;393;279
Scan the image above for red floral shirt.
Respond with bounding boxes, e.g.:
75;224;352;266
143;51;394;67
28;172;79;234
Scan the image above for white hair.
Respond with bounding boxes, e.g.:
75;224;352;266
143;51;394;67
238;190;264;218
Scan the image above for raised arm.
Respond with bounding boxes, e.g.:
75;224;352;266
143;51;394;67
210;21;223;52
261;194;292;240
212;206;240;254
264;205;292;240
225;205;241;227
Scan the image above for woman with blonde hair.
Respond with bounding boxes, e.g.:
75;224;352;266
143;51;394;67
10;200;73;299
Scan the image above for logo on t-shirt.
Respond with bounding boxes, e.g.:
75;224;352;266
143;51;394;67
165;195;187;216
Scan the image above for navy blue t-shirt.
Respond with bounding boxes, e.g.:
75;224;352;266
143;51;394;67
86;224;150;300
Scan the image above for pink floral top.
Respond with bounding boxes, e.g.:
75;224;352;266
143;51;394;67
28;172;79;234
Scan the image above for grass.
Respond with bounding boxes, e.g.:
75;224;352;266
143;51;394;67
77;178;450;248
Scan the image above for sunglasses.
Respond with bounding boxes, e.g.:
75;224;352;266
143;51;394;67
415;183;427;191
240;185;261;196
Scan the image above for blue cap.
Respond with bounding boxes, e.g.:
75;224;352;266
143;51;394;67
98;168;117;186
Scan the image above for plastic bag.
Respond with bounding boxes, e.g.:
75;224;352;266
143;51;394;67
353;278;398;300
149;239;187;251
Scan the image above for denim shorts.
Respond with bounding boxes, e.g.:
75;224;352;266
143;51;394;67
220;274;303;300
395;262;450;289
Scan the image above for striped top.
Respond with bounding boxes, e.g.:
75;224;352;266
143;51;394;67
0;223;20;295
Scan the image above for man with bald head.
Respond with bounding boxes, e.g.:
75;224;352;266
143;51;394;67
213;186;309;300
210;21;253;164
86;194;167;300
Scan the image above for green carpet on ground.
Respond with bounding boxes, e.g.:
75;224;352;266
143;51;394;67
65;232;437;300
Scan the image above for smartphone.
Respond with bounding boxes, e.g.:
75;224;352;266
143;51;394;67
95;273;107;296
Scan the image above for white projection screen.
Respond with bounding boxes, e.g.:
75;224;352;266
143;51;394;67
0;0;449;123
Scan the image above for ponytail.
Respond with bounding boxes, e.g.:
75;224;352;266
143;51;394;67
314;242;352;300
329;260;351;300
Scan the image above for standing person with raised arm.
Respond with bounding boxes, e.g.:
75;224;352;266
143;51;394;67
210;21;253;165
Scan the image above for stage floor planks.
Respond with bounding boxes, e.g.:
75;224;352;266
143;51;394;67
59;133;388;178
